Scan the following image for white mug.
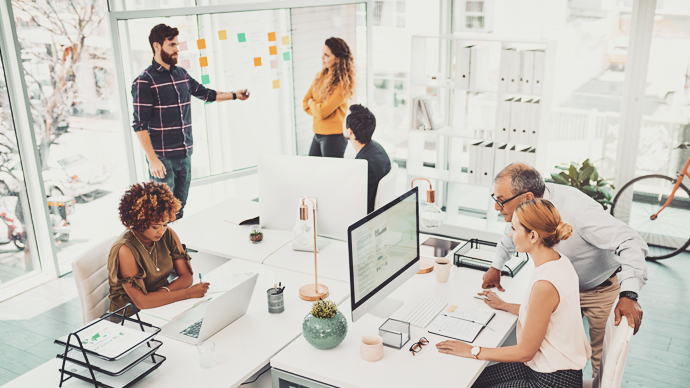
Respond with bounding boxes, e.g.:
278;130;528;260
435;258;451;283
360;335;384;362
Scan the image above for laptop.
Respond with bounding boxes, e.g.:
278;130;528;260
159;272;258;345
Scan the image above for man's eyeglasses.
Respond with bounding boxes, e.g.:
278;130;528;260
491;192;527;209
409;337;429;356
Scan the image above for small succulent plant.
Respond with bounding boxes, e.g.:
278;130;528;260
310;299;338;319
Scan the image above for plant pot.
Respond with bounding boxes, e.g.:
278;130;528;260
302;311;348;349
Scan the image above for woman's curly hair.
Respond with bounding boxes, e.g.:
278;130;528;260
119;182;181;231
313;37;356;102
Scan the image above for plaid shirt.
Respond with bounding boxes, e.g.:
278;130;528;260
132;60;216;159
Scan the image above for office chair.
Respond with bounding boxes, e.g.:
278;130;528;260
583;304;635;388
374;162;399;210
71;235;118;324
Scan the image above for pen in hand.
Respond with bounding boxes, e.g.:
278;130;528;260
199;273;202;284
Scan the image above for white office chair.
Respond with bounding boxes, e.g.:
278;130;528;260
583;305;635;388
374;162;399;210
71;235;119;324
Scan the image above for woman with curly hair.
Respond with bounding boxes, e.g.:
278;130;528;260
107;181;209;315
303;37;356;158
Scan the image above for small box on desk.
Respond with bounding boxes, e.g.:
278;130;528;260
378;318;411;349
453;239;528;277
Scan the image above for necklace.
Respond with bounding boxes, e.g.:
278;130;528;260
131;230;159;271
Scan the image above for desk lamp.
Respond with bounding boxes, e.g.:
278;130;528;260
411;178;444;274
293;197;329;301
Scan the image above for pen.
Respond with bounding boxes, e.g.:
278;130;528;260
199;273;202;284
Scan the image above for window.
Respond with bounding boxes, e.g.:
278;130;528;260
373;1;406;28
454;0;493;33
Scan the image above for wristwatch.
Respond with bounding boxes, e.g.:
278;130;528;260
232;92;237;100
471;346;481;360
620;291;638;302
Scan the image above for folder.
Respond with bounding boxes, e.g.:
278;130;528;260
422;96;445;130
520;50;535;95
497;98;512;143
533;50;545;95
469;141;484;184
494;143;508;172
469;45;490;90
481;142;495;187
529;99;541;147
418;98;432;130
509;98;522;144
526;147;537;167
507;49;521;93
456;43;472;89
519;99;532;144
507;145;519;165
498;48;511;93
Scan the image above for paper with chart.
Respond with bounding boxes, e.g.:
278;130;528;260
428;305;495;343
60;320;153;360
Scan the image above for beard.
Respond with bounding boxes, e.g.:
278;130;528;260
161;49;178;66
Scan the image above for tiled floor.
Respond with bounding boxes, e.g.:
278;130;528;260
1;254;689;387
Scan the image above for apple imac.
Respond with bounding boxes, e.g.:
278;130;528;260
258;155;367;240
348;187;420;322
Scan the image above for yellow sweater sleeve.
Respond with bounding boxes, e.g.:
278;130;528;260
309;85;346;120
303;85;313;115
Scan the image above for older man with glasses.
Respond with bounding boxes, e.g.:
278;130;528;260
483;163;648;377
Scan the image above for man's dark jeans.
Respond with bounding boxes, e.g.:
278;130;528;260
149;155;191;219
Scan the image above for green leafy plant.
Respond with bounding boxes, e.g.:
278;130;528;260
550;159;615;210
310;299;338;319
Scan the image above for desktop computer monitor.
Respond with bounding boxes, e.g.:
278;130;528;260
348;187;420;322
258;155;367;240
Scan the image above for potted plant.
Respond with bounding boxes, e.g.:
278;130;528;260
550;159;615;210
249;225;263;244
302;299;348;349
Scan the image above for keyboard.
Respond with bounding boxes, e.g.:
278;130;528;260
180;319;204;338
402;298;449;328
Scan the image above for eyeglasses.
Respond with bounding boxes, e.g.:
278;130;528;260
409;337;429;356
491;192;527;209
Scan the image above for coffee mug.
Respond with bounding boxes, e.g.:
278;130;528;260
360;335;384;362
435;258;451;283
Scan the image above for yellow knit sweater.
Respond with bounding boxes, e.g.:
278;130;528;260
303;82;348;135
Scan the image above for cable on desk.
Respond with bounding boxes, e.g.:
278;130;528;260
241;365;271;385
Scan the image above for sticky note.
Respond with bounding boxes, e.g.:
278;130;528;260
179;41;188;51
282;36;290;45
446;305;458;312
197;39;206;50
268;32;276;42
238;33;246;43
218;30;227;40
254;57;262;67
271;59;277;69
202;75;210;84
180;59;190;69
272;79;280;89
269;46;277;55
199;57;208;67
283;52;290;61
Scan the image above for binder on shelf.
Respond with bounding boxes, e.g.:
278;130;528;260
507;145;519;165
456;43;472;89
515;146;532;164
480;142;495;187
526;147;537;167
509;98;522;144
413;98;427;130
421;96;445;130
529;99;541;147
497;98;512;143
468;141;484;185
494;143;508;172
519;99;532;144
533;50;546;95
520;50;535;95
507;49;521;93
469;45;490;90
498;48;511;93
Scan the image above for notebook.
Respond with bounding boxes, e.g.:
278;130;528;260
427;305;495;343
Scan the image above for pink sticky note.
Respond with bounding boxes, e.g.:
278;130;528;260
179;41;188;51
180;59;190;69
271;59;278;69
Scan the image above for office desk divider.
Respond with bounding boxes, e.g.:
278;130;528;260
453;238;529;277
55;304;166;388
378;318;411;349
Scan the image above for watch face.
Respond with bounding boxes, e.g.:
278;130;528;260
471;347;479;355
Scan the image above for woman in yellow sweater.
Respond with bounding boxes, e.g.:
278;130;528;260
303;37;356;157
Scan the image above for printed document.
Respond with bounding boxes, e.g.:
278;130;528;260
428;305;495;343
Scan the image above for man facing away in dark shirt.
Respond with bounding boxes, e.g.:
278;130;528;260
132;24;250;219
344;104;391;213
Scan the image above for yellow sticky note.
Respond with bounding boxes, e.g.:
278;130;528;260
268;32;276;42
254;57;262;67
218;30;227;40
197;39;206;49
269;46;277;55
446;305;458;312
272;79;280;89
282;36;290;45
199;57;208;67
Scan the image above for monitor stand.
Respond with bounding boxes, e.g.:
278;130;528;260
369;298;404;319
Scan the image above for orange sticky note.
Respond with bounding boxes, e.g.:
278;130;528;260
268;32;276;42
254;57;262;67
197;39;206;49
199;57;208;67
282;36;290;45
269;46;277;55
272;79;280;89
218;30;227;40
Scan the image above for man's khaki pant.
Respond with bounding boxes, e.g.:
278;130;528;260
580;278;620;377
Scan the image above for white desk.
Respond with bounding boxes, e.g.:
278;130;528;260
270;262;534;388
263;238;350;282
4;260;350;388
172;198;293;263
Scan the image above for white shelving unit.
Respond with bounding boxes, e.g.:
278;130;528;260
407;34;557;231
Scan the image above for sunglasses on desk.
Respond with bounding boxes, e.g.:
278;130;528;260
409;337;429;356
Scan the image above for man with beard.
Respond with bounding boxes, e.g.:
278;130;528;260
131;24;249;219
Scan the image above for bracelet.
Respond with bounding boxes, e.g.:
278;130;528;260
232;92;237;100
161;286;171;292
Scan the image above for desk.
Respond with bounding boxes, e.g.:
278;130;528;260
270;262;534;388
263;238;350;282
4;260;350;388
172;198;293;263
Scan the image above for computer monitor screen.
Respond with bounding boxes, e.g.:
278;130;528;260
348;188;419;322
